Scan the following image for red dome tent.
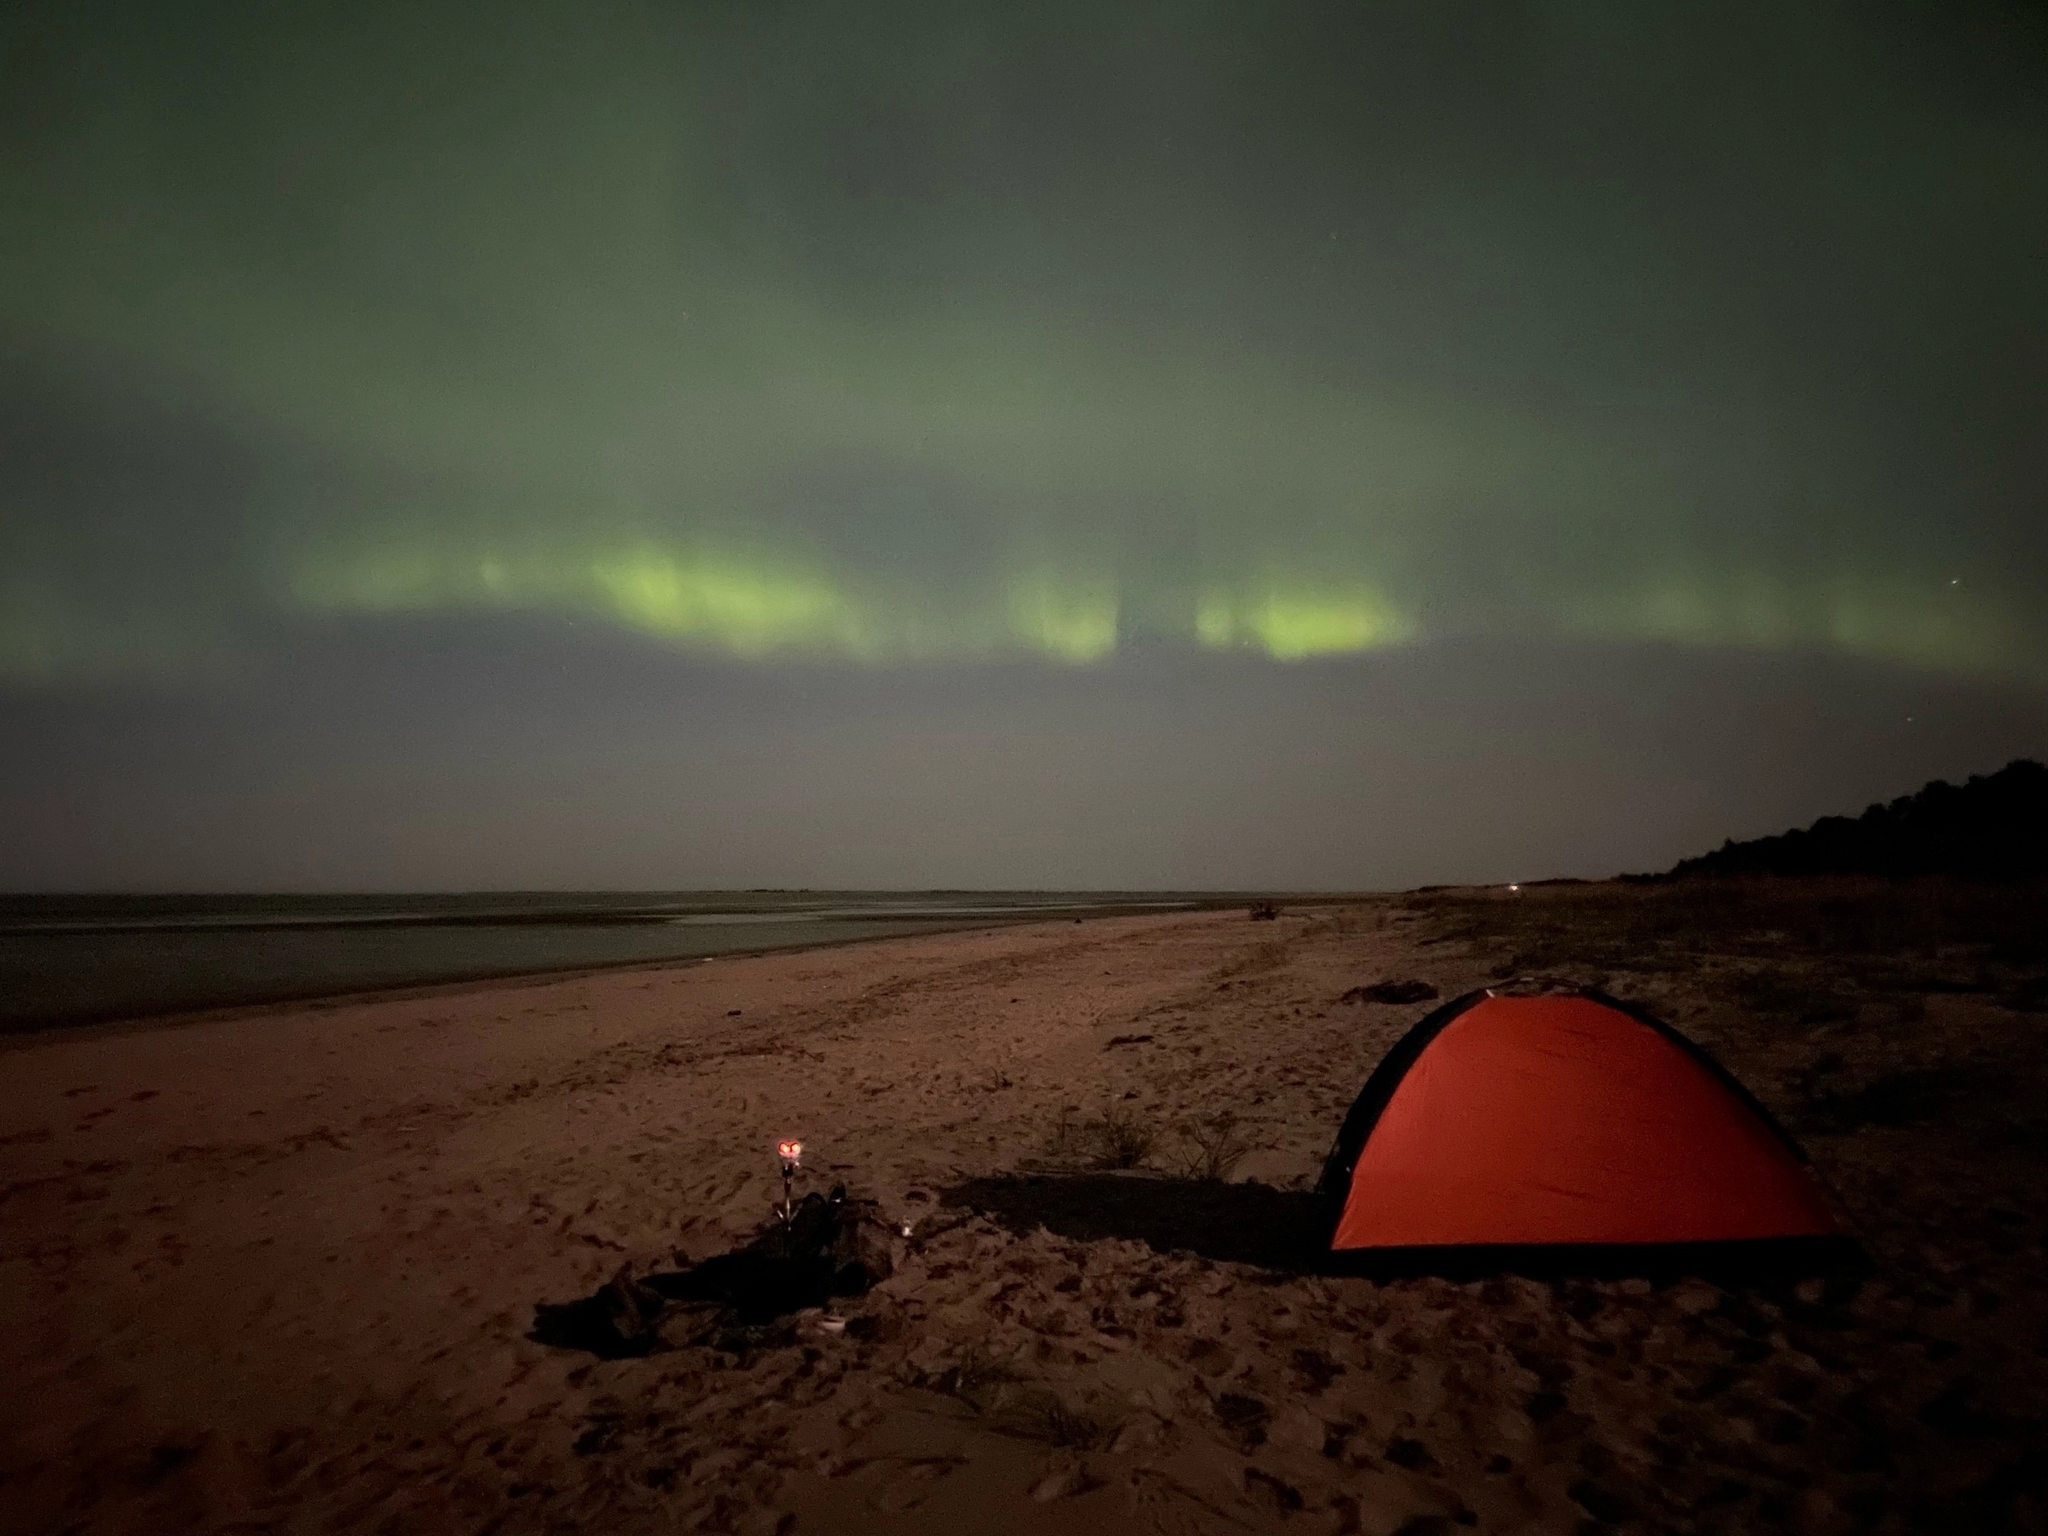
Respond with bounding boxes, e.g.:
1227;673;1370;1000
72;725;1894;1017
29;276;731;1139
1317;987;1845;1270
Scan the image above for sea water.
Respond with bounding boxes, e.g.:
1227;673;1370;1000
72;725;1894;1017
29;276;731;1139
0;891;1207;1032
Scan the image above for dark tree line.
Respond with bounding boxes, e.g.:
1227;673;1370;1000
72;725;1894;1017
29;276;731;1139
1668;760;2048;879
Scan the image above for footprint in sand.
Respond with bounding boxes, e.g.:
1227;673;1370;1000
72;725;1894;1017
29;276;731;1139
1028;1461;1101;1501
1186;1337;1235;1378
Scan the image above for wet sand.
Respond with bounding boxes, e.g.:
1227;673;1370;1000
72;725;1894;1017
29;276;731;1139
2;894;2043;1534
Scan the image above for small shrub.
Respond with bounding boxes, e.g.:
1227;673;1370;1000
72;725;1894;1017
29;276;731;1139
1172;1111;1258;1182
1044;1103;1158;1170
1013;1393;1105;1448
1094;1103;1158;1169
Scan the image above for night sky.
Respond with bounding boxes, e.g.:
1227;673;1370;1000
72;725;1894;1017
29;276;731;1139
3;1;2045;891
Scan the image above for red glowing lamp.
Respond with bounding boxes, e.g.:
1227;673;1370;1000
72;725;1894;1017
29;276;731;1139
777;1138;803;1165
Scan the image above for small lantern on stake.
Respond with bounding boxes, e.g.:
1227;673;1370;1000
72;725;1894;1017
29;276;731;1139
776;1138;803;1236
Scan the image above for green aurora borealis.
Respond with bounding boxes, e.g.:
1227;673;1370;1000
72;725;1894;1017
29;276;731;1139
5;0;2044;684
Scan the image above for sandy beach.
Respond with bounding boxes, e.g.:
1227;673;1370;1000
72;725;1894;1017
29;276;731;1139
3;890;2044;1535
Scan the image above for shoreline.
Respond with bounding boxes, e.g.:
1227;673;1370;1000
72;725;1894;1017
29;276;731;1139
0;893;1380;1040
0;915;990;1046
0;890;1260;937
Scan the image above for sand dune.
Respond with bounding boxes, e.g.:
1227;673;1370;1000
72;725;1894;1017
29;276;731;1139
2;896;2042;1534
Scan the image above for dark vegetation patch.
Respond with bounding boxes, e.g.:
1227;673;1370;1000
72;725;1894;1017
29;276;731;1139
1042;1102;1159;1170
998;1390;1106;1448
1793;1066;2003;1135
1039;1102;1263;1179
1726;968;1859;1027
1406;878;2048;1003
1167;1110;1259;1182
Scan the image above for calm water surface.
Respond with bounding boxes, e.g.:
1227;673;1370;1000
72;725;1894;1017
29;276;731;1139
0;893;1214;1032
